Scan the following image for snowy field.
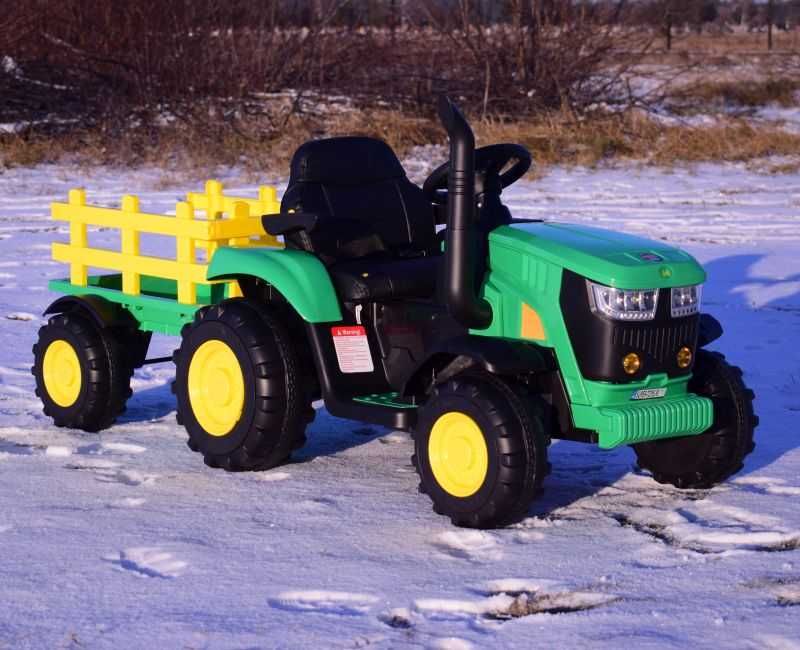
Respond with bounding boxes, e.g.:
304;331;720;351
0;162;798;649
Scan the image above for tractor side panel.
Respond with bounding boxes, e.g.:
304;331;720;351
474;240;592;406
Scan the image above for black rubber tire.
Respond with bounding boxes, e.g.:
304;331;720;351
172;298;311;471
32;311;133;432
633;350;757;489
414;371;549;528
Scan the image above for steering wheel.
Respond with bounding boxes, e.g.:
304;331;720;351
422;143;532;204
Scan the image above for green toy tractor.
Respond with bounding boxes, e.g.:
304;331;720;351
33;97;757;528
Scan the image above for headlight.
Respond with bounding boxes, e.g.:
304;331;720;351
586;280;659;321
671;285;702;317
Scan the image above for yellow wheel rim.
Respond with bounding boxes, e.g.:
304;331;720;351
42;339;82;407
428;412;489;498
187;339;245;437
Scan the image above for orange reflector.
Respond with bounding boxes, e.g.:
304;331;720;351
677;346;692;368
623;352;641;375
521;303;545;340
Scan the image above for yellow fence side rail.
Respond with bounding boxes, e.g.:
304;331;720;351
51;180;281;305
187;180;282;249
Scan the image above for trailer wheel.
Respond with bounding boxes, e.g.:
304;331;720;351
32;312;133;432
173;299;311;471
633;350;757;489
414;371;548;528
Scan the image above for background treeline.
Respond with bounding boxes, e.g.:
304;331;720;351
1;1;799;172
2;0;796;128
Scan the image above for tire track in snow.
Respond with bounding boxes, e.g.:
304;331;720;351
105;547;187;578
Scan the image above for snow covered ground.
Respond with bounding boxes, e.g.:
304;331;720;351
0;162;798;649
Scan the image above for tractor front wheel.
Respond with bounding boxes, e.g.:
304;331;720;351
414;372;549;528
172;299;311;471
633;350;757;489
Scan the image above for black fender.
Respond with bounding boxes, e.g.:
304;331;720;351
44;294;137;330
698;313;723;347
402;335;554;396
43;294;151;368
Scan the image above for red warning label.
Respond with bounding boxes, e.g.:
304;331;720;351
331;326;374;374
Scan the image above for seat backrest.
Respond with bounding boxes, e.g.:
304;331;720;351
280;137;436;263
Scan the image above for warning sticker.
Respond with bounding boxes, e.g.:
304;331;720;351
331;326;374;374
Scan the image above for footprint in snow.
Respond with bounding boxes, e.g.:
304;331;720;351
743;576;800;607
65;460;157;486
732;476;800;497
5;312;37;322
112;497;147;508
414;578;619;620
45;445;73;458
378;607;414;629
77;441;147;456
253;471;291;482
609;500;800;554
298;497;338;512
94;468;157;487
270;590;379;616
433;530;503;562
0;438;36;456
106;547;187;578
433;639;474;650
551;472;800;554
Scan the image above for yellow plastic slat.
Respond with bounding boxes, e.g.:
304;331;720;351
120;195;141;295
50;181;284;304
52;244;208;284
51;203;214;240
175;202;198;304
66;189;88;286
187;180;280;217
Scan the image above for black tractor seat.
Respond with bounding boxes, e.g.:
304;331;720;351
328;254;441;303
265;136;440;304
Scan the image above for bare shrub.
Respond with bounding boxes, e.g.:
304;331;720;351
0;1;649;129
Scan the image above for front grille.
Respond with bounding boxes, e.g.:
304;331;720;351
612;319;698;367
560;270;699;383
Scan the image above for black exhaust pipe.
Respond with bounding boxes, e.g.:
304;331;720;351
438;95;492;329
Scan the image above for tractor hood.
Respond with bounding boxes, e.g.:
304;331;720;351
490;222;706;289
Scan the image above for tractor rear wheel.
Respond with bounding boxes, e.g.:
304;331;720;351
414;371;549;528
32;311;133;432
633;350;757;489
172;299;312;471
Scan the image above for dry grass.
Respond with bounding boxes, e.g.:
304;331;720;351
3;107;800;176
0;109;439;174
478;112;800;168
672;77;800;109
666;30;800;54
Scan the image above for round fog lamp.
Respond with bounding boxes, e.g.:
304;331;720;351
622;352;641;375
677;346;692;369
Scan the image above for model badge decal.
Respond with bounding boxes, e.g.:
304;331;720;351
631;388;667;400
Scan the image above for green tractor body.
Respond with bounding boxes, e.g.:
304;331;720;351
35;97;757;528
206;220;714;451
480;222;712;449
